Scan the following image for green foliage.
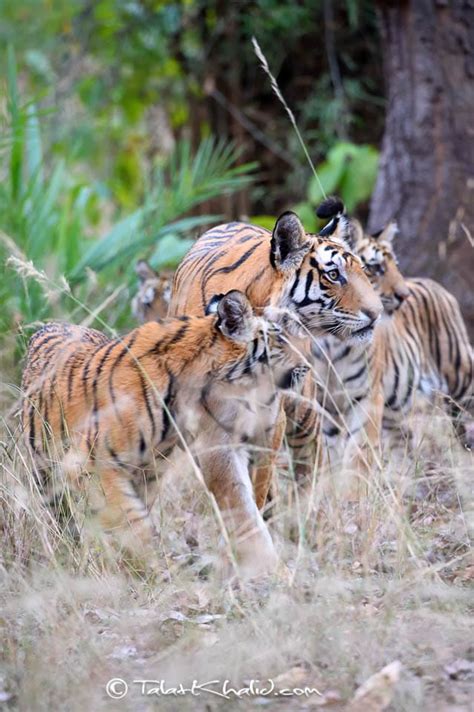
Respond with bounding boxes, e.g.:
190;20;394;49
308;142;379;212
0;1;383;214
250;215;277;231
0;1;384;342
0;48;95;329
71;138;256;277
0;52;255;337
293;141;379;231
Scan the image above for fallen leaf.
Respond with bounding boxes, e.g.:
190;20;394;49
159;610;189;623
193;613;223;624
347;660;402;712
273;663;313;688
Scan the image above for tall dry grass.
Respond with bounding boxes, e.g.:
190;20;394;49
0;250;472;710
1;348;472;711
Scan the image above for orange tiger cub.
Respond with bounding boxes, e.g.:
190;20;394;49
132;260;174;322
22;291;273;554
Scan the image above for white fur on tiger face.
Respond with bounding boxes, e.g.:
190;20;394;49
132;260;174;323
349;220;410;315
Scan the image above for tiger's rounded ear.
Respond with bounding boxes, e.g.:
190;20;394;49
135;260;158;283
216;290;255;343
271;211;310;274
316;196;351;248
373;221;398;244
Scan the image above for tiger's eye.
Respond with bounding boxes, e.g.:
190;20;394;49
327;268;340;281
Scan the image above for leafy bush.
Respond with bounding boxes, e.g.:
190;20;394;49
251;142;378;233
292;141;379;232
72;139;256;278
0;50;256;337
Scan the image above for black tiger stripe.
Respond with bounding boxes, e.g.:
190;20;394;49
344;363;367;383
385;359;400;408
200;242;261;310
81;342;108;402
30;338;65;364
161;371;175;442
27;331;64;358
323;425;340;438
28;404;37;453
287;405;316;437
288;269;301;300
139;432;146;456
108;332;138;415
195;247;235;300
135;367;157;441
67;357;82;402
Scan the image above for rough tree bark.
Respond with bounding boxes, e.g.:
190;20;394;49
368;0;474;336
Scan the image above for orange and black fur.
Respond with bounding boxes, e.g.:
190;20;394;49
168;204;382;574
22;291;278;552
382;277;473;446
322;217;473;448
296;215;473;466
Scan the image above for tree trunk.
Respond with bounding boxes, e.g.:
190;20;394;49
368;0;474;337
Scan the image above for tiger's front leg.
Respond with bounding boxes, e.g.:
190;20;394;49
252;403;286;512
283;371;321;486
196;434;279;579
345;374;384;502
98;466;158;556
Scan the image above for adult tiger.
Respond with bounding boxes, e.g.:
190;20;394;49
21;291;285;558
169;206;383;575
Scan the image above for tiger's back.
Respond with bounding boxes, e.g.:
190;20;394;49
401;277;472;401
171;222;283;317
388;277;473;442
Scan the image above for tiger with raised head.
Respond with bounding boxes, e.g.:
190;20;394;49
21;291;284;556
168;206;383;574
362;236;473;448
304;207;473;465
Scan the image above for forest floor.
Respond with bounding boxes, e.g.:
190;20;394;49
0;397;473;711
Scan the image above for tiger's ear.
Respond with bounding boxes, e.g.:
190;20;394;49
373;221;398;245
346;218;365;251
271;212;311;273
316;196;351;248
135;260;158;283
216;290;255;343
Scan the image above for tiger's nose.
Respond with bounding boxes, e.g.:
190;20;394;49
362;307;381;324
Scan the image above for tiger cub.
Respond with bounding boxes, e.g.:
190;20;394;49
346;218;473;447
22;291;280;553
313;215;473;460
132;260;173;322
